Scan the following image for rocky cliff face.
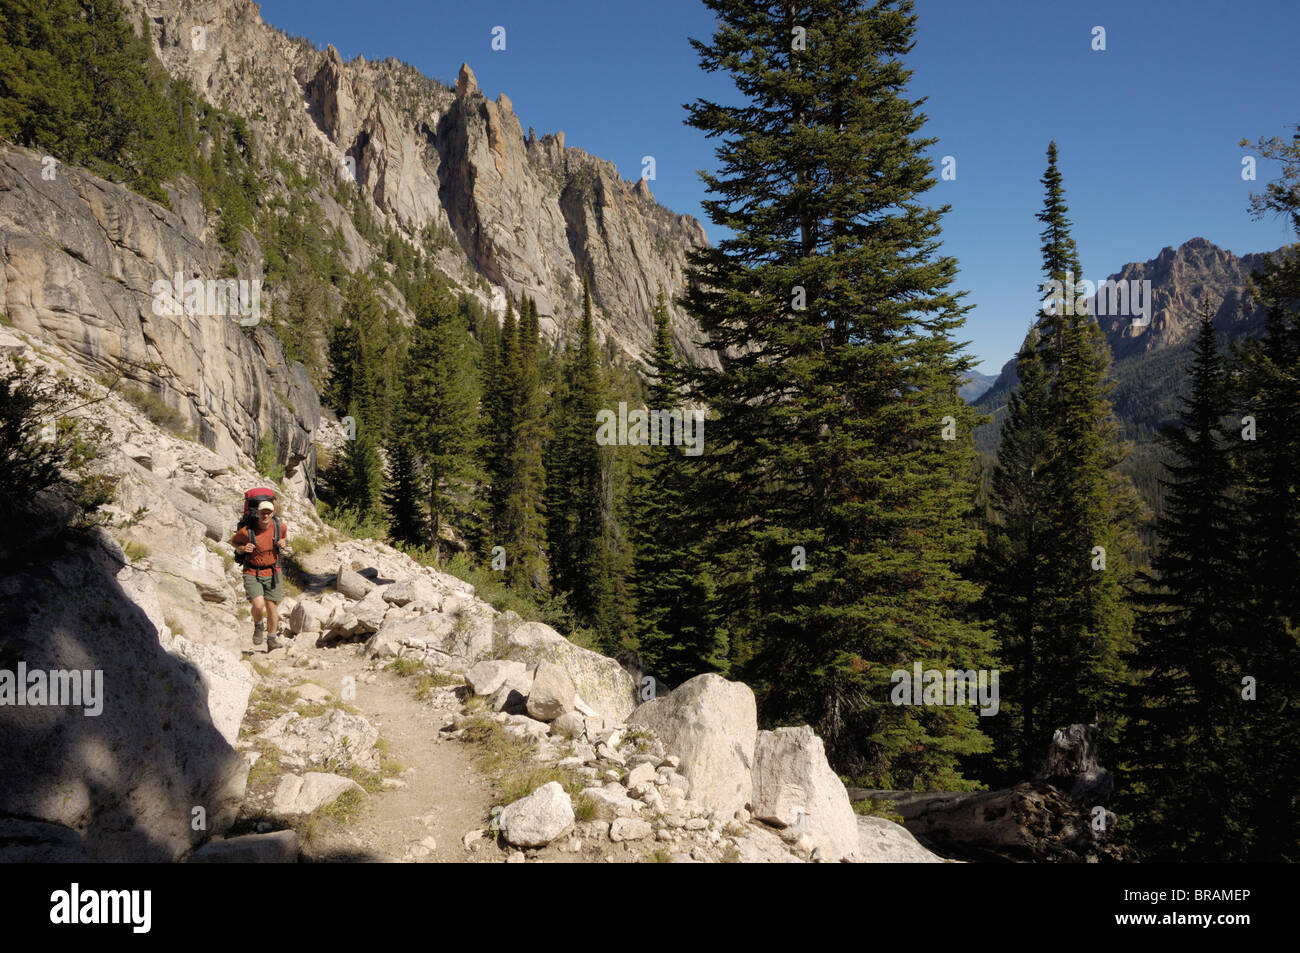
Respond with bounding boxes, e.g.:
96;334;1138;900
124;0;714;367
0;146;319;494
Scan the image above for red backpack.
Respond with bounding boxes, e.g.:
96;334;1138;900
234;487;283;583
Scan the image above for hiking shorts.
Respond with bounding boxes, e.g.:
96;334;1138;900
243;572;284;604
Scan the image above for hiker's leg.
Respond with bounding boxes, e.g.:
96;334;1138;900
264;576;285;633
250;595;266;624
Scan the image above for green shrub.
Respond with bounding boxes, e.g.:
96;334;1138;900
0;358;117;531
319;501;388;541
256;429;286;482
386;658;424;678
573;794;597;822
123;541;151;561
117;384;195;441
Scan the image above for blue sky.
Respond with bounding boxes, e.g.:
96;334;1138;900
260;0;1299;373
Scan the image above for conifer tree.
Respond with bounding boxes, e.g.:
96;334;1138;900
679;0;992;784
0;0;183;202
326;272;386;428
984;142;1137;775
547;279;617;641
487;300;519;541
497;297;549;591
335;399;384;520
383;386;426;548
1227;130;1300;859
630;286;724;685
980;335;1052;781
403;283;479;562
1123;303;1243;860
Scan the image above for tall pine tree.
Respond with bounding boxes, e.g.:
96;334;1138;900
547;278;620;644
630;286;724;685
1228;128;1300;859
680;0;992;785
403;282;480;562
498;297;549;591
1123;303;1244;859
984;142;1137;775
980;334;1053;782
383;385;426;548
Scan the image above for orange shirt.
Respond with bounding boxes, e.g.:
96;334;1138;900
231;519;289;574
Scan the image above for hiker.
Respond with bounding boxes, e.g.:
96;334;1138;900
230;500;291;650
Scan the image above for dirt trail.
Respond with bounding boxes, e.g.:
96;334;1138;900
258;638;497;862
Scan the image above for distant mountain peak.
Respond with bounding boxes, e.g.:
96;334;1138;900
973;236;1288;452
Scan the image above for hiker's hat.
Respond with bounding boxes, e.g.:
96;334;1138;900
258;501;275;513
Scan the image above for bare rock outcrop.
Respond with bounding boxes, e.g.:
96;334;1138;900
751;725;859;861
0;146;319;490
504;621;638;723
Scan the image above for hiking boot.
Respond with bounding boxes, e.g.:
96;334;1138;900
252;621;265;646
266;630;282;651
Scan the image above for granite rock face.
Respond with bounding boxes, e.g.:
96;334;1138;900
0;146;319;496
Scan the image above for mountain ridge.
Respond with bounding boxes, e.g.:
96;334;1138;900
122;0;715;368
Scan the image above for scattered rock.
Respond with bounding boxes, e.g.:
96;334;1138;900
626;762;657;789
498;781;574;848
257;708;379;771
526;661;576;721
336;563;376;600
610;817;653;842
271;772;364;816
751;725;859;862
488;667;534;713
504;622;638;723
289;600;329;635
466;659;528;696
188;830;299;863
628;673;757;818
550;710;587;740
381;578;443;610
580;786;641;821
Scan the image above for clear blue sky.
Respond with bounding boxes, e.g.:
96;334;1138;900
260;0;1299;373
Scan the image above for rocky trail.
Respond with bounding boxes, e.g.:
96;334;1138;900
247;640;493;863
